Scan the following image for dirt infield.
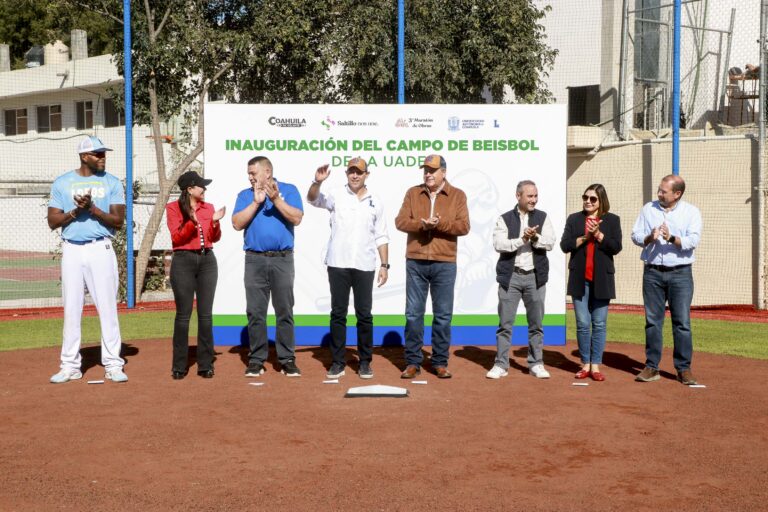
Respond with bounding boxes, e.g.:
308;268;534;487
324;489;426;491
0;341;766;511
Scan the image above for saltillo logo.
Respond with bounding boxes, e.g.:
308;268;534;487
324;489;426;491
268;116;306;128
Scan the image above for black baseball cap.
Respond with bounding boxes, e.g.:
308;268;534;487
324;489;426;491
178;171;212;190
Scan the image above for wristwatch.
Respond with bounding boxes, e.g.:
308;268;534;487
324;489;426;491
381;263;391;269
668;235;677;244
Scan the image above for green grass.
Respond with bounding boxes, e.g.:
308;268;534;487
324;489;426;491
0;258;58;269
0;280;61;300
0;310;765;360
0;311;192;351
566;310;768;360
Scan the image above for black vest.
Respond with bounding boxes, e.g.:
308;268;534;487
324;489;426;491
495;208;549;289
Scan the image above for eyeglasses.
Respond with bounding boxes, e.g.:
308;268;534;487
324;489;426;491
582;194;599;204
346;169;366;176
86;151;107;157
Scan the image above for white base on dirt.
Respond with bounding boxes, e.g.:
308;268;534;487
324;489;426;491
345;385;409;398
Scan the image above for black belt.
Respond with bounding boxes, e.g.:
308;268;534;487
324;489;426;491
175;248;213;255
246;249;293;257
513;267;535;275
65;237;107;245
645;263;691;272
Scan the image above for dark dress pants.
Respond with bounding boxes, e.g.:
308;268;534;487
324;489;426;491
170;250;218;373
327;266;375;366
244;252;296;365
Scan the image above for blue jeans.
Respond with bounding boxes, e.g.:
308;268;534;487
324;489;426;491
572;280;609;365
642;265;694;371
404;259;457;368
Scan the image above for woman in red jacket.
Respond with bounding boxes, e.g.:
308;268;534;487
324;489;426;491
166;171;225;379
560;184;622;381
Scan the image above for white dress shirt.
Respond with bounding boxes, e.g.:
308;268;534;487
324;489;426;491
493;207;556;271
310;185;389;271
631;199;702;266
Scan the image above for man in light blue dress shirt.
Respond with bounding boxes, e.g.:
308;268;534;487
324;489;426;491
631;174;702;385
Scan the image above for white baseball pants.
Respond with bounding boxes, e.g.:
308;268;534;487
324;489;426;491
60;239;124;371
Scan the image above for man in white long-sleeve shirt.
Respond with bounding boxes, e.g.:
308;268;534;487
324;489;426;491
631;174;702;385
307;157;390;380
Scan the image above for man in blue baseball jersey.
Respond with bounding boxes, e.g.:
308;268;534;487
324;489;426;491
232;156;304;377
47;136;127;383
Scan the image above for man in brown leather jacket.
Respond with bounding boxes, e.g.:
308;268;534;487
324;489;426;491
395;154;470;379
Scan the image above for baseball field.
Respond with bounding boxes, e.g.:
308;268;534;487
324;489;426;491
1;306;766;511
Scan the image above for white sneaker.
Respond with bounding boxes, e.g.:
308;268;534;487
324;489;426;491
50;369;83;384
530;364;551;379
105;368;128;383
486;365;509;379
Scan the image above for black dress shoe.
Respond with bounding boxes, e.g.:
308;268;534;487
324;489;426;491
198;369;215;379
172;371;187;380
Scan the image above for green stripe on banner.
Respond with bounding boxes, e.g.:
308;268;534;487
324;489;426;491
213;314;566;327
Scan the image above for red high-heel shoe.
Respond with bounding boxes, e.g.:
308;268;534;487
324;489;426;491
575;369;590;379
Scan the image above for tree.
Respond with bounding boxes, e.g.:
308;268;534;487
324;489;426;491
0;0;118;68
98;0;250;297
332;0;557;103
35;0;557;301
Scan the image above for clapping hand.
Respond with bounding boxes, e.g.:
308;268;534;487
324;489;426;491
523;225;540;242
264;179;280;201
74;189;93;210
659;222;670;240
421;214;440;230
586;218;602;238
252;180;266;205
213;206;226;222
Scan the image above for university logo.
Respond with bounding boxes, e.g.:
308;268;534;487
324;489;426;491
448;116;460;132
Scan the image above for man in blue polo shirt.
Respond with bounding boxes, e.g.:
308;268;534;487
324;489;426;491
47;136;127;384
232;156;304;377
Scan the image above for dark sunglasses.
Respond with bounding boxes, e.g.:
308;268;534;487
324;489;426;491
87;151;107;157
582;194;599;204
346;169;366;176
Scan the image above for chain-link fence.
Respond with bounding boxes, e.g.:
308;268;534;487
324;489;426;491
1;0;766;309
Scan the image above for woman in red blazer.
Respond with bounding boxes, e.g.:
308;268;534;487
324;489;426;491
560;184;622;381
166;171;225;380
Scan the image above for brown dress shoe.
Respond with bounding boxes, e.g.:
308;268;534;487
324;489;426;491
400;365;421;379
635;366;660;382
434;367;452;379
677;369;697;385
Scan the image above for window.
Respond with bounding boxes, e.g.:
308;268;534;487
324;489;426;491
4;108;28;136
568;85;601;126
104;98;125;128
76;100;94;130
635;0;661;81
37;105;62;133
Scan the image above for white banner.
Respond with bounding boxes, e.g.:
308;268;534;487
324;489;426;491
204;104;567;343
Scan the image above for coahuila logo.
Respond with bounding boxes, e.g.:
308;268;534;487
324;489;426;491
448;116;460;131
268;116;306;128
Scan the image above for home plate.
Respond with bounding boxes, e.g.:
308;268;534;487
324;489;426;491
344;385;409;398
